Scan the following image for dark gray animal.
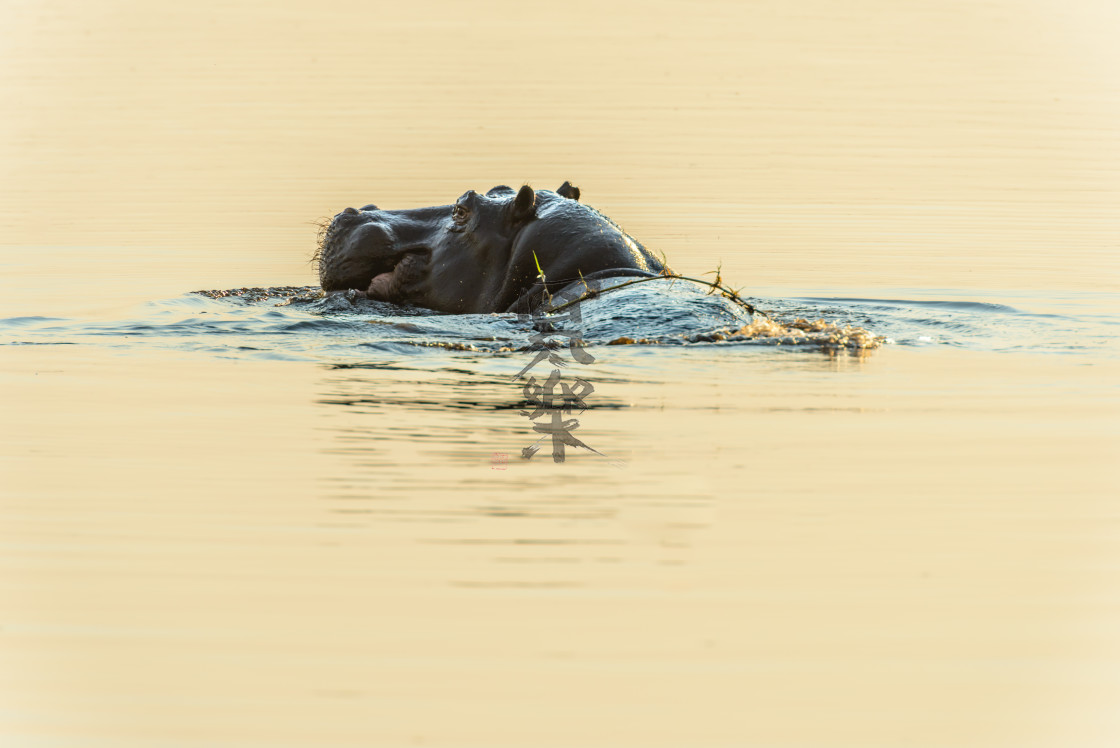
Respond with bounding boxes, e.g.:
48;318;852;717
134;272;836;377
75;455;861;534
316;182;667;313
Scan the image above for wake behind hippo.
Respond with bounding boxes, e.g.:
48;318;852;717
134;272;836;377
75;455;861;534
316;182;668;314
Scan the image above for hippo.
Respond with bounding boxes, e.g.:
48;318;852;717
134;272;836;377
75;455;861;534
315;182;668;314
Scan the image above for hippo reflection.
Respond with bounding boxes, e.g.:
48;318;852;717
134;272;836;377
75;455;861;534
316;182;667;314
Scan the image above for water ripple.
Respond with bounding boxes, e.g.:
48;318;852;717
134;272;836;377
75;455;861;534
2;282;1115;360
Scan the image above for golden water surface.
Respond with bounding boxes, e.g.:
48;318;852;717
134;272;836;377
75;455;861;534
2;1;1119;746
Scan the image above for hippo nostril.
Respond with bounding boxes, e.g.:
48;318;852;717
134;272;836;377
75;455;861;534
342;207;359;215
360;204;379;211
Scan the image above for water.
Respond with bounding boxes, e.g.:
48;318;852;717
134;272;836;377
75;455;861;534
6;281;1115;360
2;1;1119;746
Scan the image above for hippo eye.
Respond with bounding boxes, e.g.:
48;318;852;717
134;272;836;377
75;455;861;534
452;204;469;222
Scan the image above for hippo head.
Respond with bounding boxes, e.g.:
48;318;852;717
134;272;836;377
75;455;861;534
316;181;662;314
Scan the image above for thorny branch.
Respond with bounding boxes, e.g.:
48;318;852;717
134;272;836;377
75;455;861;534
546;269;767;319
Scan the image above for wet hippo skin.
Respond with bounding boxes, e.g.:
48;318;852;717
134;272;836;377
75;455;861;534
316;183;667;314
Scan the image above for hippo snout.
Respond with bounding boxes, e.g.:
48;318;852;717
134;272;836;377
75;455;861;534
317;210;399;292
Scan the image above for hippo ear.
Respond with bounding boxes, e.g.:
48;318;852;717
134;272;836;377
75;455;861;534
512;184;536;222
556;181;580;201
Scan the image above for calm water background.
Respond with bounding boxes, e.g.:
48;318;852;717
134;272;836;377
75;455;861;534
2;1;1119;746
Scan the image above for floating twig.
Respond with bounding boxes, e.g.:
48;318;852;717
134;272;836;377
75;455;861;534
546;271;766;319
